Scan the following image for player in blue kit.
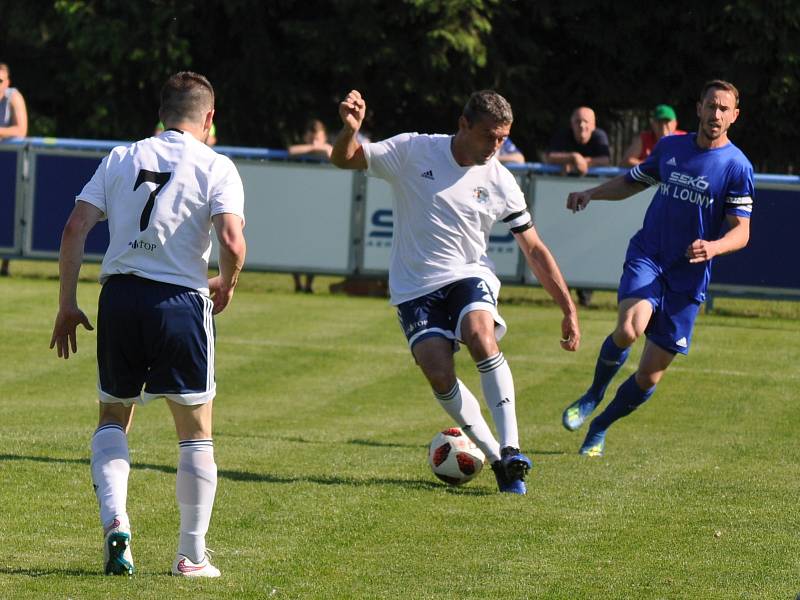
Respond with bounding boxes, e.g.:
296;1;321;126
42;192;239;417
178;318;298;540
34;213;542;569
560;80;753;457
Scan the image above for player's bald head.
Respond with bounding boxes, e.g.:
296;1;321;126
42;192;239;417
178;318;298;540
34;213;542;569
159;71;214;127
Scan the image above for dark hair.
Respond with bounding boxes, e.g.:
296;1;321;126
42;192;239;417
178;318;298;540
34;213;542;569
463;90;513;125
700;79;740;108
159;71;215;125
305;118;326;134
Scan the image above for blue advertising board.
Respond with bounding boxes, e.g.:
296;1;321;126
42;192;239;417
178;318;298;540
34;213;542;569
0;149;17;249
31;154;109;255
712;185;800;291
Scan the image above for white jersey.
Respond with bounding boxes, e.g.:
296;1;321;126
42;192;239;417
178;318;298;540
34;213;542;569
77;130;245;295
363;133;531;305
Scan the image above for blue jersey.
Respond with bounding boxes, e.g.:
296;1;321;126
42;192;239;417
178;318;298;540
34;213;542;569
625;133;753;302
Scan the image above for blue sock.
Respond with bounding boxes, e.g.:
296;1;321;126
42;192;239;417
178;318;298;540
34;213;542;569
587;335;631;400
591;374;655;431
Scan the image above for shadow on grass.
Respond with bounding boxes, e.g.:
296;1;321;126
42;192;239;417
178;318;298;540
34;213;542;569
214;433;426;449
0;453;491;495
0;566;101;577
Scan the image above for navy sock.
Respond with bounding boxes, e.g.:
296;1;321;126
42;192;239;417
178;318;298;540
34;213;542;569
587;335;631;400
591;374;655;431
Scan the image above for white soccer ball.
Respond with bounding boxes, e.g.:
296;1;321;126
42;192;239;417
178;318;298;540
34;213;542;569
428;427;485;486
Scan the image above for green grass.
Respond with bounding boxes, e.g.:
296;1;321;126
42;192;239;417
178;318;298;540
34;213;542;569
1;260;799;599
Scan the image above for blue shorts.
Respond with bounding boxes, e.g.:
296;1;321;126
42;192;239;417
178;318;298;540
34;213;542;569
396;277;507;349
97;275;216;405
618;256;701;355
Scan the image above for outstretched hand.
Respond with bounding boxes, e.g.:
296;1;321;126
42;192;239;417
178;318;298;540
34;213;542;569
339;90;366;131
50;306;94;359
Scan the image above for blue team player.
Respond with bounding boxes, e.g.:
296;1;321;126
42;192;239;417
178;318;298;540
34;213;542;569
560;80;753;456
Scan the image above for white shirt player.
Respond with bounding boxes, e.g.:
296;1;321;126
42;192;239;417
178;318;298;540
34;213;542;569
363;132;531;305
77;130;245;295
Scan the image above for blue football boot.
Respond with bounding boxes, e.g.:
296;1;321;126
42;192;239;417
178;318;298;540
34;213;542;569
562;391;600;432
491;447;532;494
578;422;607;457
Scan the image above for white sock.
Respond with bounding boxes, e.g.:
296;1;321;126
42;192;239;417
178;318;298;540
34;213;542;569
177;439;217;563
477;352;519;450
90;423;130;531
434;380;501;462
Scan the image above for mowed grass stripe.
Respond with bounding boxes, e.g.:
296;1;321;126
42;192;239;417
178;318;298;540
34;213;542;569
1;264;799;598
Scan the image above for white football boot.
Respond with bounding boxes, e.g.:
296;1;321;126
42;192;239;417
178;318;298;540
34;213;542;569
171;550;221;578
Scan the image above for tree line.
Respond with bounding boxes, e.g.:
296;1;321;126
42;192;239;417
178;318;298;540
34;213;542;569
2;0;798;172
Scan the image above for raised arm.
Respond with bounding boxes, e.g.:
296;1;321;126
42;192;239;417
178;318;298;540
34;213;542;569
514;226;580;352
566;174;648;212
209;212;246;314
50;200;103;358
330;90;367;170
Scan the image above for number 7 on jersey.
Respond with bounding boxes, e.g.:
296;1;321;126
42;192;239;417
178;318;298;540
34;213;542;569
134;169;171;232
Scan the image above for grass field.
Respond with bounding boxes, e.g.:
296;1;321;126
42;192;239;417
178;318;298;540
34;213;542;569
1;260;799;599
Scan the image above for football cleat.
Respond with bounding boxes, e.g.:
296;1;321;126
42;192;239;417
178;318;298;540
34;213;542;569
500;446;532;481
491;460;527;495
491;447;532;494
578;423;607;457
103;523;134;576
562;392;600;431
172;551;221;578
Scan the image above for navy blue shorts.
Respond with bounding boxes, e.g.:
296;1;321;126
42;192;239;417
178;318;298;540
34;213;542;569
396;277;507;349
97;275;216;405
618;256;701;355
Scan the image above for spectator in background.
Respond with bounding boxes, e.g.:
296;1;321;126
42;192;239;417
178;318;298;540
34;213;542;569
288;118;333;160
0;62;29;277
497;138;525;164
621;104;686;167
545;106;610;306
155;120;217;146
544;107;610;176
287;118;333;293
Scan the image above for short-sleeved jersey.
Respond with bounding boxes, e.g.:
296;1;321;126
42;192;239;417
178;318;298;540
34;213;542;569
362;133;532;305
637;129;687;161
548;128;610;158
77;130;245;295
625;132;754;301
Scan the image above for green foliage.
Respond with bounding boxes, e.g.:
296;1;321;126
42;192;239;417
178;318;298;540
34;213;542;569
0;0;798;169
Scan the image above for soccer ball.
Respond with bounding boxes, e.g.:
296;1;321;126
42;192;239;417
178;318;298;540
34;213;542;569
428;427;485;486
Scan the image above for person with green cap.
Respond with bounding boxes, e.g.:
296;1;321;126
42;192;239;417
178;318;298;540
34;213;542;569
621;104;685;167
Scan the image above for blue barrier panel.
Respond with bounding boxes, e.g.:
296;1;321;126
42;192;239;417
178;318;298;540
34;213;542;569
0;150;17;248
31;154;110;255
712;186;800;289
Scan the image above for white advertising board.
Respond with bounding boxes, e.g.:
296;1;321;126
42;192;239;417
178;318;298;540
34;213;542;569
527;176;654;288
232;161;354;272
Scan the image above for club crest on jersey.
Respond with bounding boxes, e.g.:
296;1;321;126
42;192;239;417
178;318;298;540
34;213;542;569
472;187;490;204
